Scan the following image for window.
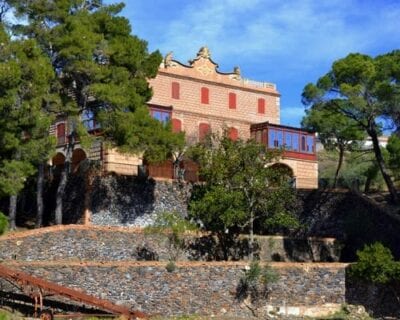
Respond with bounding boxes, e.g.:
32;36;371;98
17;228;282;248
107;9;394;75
228;127;238;141
199;123;211;141
82;109;100;131
292;133;299;151
228;92;236;109
150;108;171;123
268;129;276;148
201;87;209;104
172;118;182;133
301;135;307;152
171;82;180;99
285;132;292;150
258;98;265;114
56;122;66;145
268;129;283;148
307;136;314;153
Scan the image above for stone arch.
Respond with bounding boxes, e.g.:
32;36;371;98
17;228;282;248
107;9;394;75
270;163;294;177
71;148;87;173
52;152;66;167
269;163;296;187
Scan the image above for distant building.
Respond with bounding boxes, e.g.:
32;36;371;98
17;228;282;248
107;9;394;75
51;47;318;189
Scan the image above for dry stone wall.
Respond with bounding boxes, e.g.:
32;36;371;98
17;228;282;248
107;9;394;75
3;262;346;318
89;176;191;226
0;226;340;262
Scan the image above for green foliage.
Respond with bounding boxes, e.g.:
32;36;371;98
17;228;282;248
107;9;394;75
236;261;279;312
302;51;400;201
387;133;400;180
302;103;364;152
349;242;400;284
5;0;182;163
165;260;176;273
145;212;197;262
189;134;298;259
0;22;55;197
0;211;9;235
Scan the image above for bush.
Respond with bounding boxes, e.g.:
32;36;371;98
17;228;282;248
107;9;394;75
0;212;8;235
165;261;176;273
236;261;279;303
145;212;197;261
349;242;400;284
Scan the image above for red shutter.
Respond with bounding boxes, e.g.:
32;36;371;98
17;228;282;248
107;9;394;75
199;123;211;141
201;87;209;104
258;98;265;114
56;122;66;145
172;82;180;99
229;92;236;109
228;127;238;141
172;118;182;133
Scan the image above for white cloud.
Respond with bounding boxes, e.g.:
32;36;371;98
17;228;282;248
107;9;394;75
156;0;400;70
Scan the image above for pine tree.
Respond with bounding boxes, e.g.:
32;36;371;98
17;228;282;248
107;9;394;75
0;23;55;229
7;1;184;223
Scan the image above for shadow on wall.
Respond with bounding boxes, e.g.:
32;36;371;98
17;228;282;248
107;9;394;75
345;268;400;319
90;174;156;225
296;190;400;262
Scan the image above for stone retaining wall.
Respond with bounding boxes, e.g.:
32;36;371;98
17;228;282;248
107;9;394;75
0;226;340;262
2;262;346;318
89;176;191;226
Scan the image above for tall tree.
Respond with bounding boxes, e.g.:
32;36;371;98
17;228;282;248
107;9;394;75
7;0;183;224
189;134;298;260
302;52;400;203
0;23;55;229
301;103;365;188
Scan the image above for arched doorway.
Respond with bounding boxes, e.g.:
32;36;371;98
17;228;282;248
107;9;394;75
71;148;87;173
269;163;295;187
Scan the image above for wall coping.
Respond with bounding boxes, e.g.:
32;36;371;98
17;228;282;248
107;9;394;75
3;261;350;269
0;224;337;243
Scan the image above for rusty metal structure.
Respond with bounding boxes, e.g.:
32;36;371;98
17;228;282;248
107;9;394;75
0;264;148;319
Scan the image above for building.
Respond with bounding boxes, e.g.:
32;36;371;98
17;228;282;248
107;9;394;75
51;47;318;189
147;47;318;189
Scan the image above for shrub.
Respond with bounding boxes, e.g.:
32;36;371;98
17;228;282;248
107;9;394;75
0;212;8;235
349;242;400;284
236;261;279;304
165;261;176;273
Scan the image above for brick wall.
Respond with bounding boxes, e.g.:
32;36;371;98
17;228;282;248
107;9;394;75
280;158;318;189
148;53;280;142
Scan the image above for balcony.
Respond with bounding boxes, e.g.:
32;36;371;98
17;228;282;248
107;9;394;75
250;122;317;161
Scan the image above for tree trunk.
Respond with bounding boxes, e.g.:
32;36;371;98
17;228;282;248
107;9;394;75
333;145;344;189
249;212;254;261
55;164;68;225
9;195;17;230
36;163;44;228
364;176;372;193
83;170;94;225
368;125;399;204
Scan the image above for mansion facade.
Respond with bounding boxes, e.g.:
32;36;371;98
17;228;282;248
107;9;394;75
51;47;318;189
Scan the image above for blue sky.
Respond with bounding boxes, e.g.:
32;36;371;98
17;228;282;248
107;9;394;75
106;0;400;127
